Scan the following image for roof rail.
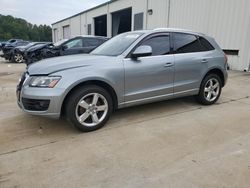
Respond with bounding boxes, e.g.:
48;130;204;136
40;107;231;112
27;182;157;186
153;28;168;30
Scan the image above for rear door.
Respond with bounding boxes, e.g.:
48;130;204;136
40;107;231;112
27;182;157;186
173;33;215;93
82;38;102;53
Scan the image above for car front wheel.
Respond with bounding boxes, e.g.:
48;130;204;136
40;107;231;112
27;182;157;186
13;53;24;63
66;85;113;132
197;74;222;105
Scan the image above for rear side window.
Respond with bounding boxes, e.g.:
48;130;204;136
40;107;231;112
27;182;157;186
199;37;215;51
83;38;99;47
98;39;107;45
174;33;214;54
140;35;170;56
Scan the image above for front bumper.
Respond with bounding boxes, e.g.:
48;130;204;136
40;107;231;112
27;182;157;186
1;49;12;60
17;73;65;119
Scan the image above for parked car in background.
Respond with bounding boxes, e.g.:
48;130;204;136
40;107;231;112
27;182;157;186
0;39;23;51
25;36;108;65
42;36;108;59
11;42;49;63
17;29;228;132
0;41;6;51
1;40;30;61
24;42;53;65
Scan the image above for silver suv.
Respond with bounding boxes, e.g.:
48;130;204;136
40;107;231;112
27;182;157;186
17;29;228;132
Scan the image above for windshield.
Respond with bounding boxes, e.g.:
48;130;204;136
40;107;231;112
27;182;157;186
91;32;143;56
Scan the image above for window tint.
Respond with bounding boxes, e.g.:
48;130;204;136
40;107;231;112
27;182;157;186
174;33;214;54
65;38;83;49
140;35;170;56
199;37;214;51
98;39;107;45
174;33;202;53
83;38;99;47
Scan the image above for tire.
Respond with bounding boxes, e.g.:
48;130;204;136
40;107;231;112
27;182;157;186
13;53;24;63
196;74;222;105
65;85;113;132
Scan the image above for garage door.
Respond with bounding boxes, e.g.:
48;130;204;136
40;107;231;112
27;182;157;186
63;25;70;39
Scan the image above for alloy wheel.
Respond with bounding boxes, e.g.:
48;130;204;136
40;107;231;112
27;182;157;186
75;93;108;127
204;78;220;102
14;54;24;63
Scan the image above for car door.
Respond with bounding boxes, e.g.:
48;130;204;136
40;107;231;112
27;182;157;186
82;38;101;53
123;33;174;104
173;33;215;93
61;38;84;55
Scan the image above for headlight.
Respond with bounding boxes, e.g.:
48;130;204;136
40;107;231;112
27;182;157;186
29;76;61;88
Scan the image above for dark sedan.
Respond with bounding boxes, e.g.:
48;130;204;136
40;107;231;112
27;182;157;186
1;40;30;61
24;42;53;65
12;42;49;63
25;36;108;65
0;39;23;51
42;36;108;59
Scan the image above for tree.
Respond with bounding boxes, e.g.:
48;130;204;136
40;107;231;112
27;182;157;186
0;14;52;42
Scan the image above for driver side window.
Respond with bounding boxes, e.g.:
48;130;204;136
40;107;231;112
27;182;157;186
139;35;170;56
64;39;83;49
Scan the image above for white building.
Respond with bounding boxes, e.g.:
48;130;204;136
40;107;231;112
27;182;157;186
52;0;250;71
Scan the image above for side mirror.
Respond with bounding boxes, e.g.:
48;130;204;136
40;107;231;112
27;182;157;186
131;45;152;59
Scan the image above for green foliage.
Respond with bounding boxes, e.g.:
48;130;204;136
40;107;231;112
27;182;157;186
0;14;52;42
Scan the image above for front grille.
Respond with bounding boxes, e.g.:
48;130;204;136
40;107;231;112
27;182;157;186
22;98;50;111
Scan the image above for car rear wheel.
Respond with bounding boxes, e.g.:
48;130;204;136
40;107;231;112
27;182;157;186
196;74;222;105
66;85;113;132
13;53;24;63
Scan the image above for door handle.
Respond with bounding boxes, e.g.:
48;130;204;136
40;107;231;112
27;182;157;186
201;59;208;63
164;62;174;67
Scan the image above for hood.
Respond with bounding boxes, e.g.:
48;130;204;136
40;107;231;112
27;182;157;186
27;43;52;52
16;45;30;51
17;45;27;49
27;54;117;75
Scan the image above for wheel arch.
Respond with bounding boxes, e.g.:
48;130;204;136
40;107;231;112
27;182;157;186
61;80;118;116
202;68;225;87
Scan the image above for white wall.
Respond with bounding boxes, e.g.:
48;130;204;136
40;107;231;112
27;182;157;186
70;16;81;37
147;0;169;29
168;0;250;70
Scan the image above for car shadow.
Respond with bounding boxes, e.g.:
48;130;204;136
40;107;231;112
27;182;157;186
2;96;201;142
0;96;203;154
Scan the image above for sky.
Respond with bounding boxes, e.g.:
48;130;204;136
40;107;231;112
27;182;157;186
0;0;109;26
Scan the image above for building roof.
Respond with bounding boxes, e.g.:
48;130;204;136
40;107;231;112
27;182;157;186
52;0;118;25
